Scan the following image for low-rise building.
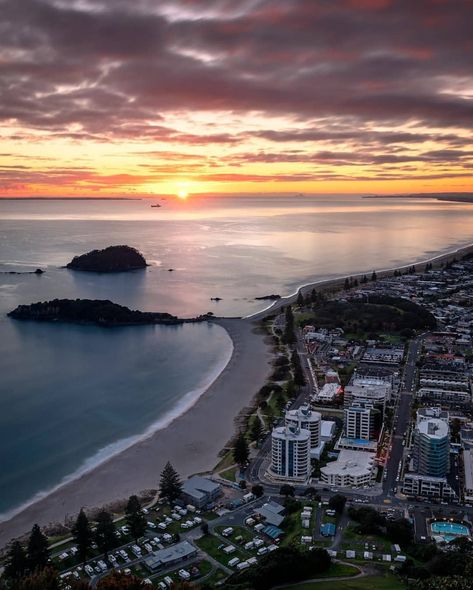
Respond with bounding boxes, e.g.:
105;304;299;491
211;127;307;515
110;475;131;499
320;450;375;487
143;541;197;572
181;476;223;509
402;473;456;500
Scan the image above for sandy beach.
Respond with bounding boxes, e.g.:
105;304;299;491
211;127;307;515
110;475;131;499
0;318;272;548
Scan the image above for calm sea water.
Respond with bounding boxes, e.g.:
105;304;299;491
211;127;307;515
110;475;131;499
1;194;472;517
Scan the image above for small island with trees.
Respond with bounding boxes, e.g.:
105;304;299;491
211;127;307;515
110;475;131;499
66;245;148;273
7;299;196;327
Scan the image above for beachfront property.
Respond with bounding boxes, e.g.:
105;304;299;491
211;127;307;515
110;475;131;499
143;540;197;573
181;476;223;509
285;405;324;459
320;449;376;487
267;425;311;482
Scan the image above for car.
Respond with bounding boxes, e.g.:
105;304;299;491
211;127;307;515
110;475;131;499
147;521;157;529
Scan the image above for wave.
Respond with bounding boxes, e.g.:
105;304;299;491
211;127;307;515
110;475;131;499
0;331;234;524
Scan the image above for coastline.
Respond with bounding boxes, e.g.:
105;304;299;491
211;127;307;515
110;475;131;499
0;317;272;547
1;238;472;548
247;240;473;320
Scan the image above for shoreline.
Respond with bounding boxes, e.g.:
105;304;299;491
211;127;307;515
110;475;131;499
1;237;472;548
247;240;473;320
0;324;234;526
0;318;272;548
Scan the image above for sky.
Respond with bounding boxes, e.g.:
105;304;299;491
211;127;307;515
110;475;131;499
0;0;472;198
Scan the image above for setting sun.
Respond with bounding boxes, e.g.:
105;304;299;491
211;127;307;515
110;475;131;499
177;189;189;200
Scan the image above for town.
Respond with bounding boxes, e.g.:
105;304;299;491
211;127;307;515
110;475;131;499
3;254;473;590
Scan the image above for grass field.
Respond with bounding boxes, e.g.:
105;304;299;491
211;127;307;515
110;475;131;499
281;573;405;590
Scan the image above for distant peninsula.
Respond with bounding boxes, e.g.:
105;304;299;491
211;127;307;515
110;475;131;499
7;299;196;327
66;245;147;272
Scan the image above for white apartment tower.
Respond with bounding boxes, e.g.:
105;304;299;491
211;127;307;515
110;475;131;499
285;405;322;448
268;426;311;482
344;402;376;441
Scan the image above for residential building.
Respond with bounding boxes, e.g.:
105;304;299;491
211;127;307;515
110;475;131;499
344;402;377;441
413;418;450;477
268;426;311;482
463;450;473;503
285;405;322;448
320;450;375;487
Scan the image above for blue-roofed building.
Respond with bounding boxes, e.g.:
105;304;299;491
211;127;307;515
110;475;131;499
320;523;336;537
262;525;283;539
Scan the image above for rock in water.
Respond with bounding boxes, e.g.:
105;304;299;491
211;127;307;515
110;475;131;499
66;245;147;272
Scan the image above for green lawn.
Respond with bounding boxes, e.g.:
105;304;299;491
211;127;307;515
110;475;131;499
317;563;359;578
201;568;228;587
194;534;248;568
220;466;237;482
281;574;404;590
214;525;254;544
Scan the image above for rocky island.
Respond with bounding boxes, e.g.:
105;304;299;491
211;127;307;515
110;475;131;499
8;299;191;327
66;245;147;272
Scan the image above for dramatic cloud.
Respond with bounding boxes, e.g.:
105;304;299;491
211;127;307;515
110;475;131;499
0;0;472;195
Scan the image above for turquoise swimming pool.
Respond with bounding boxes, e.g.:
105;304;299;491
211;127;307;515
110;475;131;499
431;521;470;542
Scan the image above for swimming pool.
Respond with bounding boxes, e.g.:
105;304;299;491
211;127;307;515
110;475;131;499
431;521;470;543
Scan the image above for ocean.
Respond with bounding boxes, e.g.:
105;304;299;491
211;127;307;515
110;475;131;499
1;194;472;519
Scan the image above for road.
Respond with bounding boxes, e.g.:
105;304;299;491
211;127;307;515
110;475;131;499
382;337;420;498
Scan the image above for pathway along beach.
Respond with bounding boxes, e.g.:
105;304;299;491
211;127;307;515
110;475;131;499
1;240;472;547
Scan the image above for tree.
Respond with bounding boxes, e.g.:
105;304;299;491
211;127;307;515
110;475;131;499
96;571;147;589
72;509;93;565
200;521;209;535
344;277;350;290
303;487;320;501
159;461;183;502
291;350;305;387
27;523;50;572
328;494;347;514
125;496;147;543
279;484;295;497
16;567;60;590
233;432;249;469
252;484;264;498
296;291;304;306
95;510;118;557
4;540;28;580
385;518;413;546
250;418;263;443
282;306;295;344
371;270;377;281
